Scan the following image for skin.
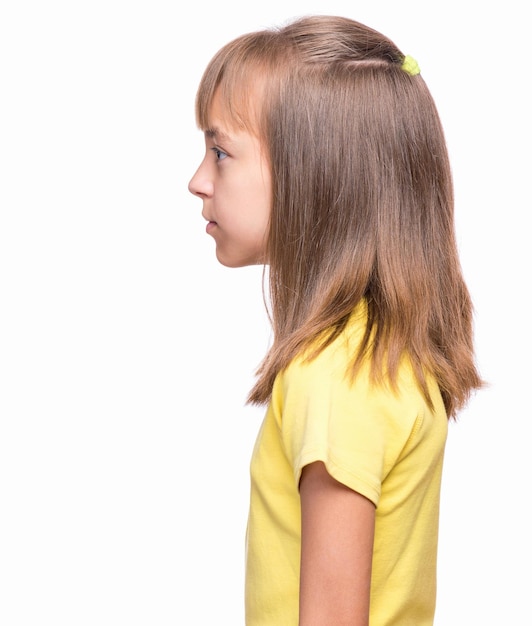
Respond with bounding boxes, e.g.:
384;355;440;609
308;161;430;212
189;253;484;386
189;92;375;624
188;91;271;268
299;462;375;626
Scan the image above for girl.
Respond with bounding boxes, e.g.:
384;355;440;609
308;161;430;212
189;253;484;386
188;15;483;626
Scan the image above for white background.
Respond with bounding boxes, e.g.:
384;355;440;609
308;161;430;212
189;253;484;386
0;1;530;624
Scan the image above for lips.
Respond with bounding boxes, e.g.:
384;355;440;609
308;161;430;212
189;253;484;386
206;220;217;234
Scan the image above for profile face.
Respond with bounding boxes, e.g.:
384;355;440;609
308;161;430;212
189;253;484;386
188;91;271;268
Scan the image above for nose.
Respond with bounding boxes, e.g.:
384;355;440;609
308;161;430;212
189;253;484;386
188;161;213;198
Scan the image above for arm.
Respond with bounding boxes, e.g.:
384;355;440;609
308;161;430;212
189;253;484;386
299;461;376;626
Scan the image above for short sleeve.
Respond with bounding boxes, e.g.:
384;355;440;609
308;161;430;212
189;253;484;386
275;343;420;507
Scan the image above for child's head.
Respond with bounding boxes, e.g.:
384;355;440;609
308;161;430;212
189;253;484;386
191;15;452;292
190;15;478;414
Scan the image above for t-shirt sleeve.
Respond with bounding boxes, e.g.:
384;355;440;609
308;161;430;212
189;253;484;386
276;347;417;507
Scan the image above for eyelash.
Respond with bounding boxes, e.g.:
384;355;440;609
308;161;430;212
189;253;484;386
211;147;228;161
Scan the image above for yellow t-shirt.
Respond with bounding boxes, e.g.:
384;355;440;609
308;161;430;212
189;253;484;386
245;306;448;625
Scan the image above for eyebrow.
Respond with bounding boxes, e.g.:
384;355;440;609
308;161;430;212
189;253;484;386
204;126;234;144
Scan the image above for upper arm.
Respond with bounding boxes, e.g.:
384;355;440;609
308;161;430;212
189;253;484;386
299;461;376;626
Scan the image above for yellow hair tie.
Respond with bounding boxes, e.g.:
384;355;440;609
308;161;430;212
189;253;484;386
401;55;420;76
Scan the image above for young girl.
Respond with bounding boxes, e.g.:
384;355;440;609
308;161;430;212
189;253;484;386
188;15;483;626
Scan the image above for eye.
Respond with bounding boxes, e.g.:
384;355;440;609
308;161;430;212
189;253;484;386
211;147;228;161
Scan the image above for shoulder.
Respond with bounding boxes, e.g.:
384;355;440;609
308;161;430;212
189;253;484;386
272;303;444;439
270;308;447;504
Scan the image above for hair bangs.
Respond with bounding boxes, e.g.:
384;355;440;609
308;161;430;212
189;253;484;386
195;31;283;135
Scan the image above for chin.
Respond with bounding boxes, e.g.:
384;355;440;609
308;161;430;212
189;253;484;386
217;258;252;268
216;250;266;268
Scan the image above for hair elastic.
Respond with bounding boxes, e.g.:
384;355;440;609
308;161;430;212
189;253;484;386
401;55;420;76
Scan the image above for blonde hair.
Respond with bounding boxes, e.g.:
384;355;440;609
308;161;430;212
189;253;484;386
195;15;483;418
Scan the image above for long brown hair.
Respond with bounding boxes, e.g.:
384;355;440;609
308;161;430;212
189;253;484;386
195;15;483;418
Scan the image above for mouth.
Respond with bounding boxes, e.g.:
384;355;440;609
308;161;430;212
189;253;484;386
206;220;217;234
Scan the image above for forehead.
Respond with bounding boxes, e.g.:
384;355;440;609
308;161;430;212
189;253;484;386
207;90;242;132
199;79;266;139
